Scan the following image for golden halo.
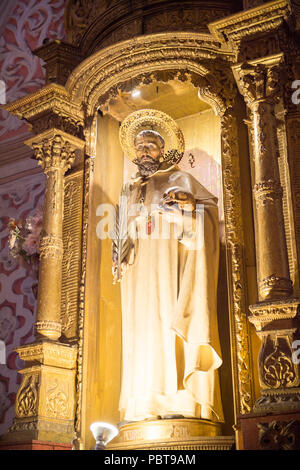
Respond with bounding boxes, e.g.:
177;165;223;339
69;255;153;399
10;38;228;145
119;109;185;161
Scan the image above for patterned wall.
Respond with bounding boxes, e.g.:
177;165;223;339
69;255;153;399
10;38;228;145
0;174;45;435
0;0;66;436
0;0;66;141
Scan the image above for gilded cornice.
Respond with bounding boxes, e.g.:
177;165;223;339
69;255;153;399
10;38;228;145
2;83;84;125
65;32;235;115
209;0;293;49
249;299;300;331
64;0;241;53
16;341;78;369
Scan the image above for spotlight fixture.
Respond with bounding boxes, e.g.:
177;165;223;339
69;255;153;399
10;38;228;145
90;422;119;450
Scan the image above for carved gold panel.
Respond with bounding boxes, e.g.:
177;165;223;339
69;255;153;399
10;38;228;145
61;170;84;341
8;342;77;443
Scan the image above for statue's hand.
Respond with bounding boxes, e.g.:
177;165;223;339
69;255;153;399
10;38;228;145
161;189;195;212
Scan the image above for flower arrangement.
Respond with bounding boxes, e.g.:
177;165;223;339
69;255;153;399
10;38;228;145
8;207;43;285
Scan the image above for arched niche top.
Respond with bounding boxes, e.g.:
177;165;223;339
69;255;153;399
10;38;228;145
65;31;237;118
64;0;243;54
96;69;227;119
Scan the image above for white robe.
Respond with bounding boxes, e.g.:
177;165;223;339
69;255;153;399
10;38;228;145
119;165;224;423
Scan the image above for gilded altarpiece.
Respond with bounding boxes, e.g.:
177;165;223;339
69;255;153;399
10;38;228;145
1;34;258;451
62;33;257;450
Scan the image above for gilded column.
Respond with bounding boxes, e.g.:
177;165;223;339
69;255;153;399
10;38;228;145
1;83;86;447
26;131;81;340
234;59;300;413
236;60;293;301
209;0;300;447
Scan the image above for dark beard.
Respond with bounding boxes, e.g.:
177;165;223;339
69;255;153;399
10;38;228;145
133;156;161;177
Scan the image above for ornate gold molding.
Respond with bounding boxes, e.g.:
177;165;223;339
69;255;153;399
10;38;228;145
253;180;283;207
16;341;78;368
16;373;39;419
259;276;293;301
61;171;84;342
220;108;254;415
285;116;300;296
39;235;63;259
106;419;232;451
64;0;236;53
276;115;300;296
209;0;293;53
74;154;95;441
233;57;282;106
34;40;84;86
249;299;299;331
65;32;235;115
3;83;84;131
258;419;299;450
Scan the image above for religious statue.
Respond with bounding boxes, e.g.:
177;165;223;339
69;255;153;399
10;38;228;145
113;109;224;424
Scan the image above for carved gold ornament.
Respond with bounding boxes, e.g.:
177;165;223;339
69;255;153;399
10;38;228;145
119;109;185;161
106;418;233;451
258;420;297;450
16;374;39;418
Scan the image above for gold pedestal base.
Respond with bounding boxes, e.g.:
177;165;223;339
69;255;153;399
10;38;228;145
107;419;234;450
3;418;76;444
2;341;78;445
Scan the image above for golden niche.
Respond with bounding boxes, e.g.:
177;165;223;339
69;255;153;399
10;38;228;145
106;108;226;448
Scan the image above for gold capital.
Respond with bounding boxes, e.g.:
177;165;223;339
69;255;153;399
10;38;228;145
25;128;85;173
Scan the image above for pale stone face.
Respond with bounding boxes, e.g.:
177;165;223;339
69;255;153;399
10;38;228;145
134;132;164;162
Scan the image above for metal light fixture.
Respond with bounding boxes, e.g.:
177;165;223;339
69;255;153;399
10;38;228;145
90;422;119;450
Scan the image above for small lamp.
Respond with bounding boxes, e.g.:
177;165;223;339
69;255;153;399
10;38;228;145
90;422;119;450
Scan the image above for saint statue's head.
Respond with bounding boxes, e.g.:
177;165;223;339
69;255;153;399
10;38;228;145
133;130;165;177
